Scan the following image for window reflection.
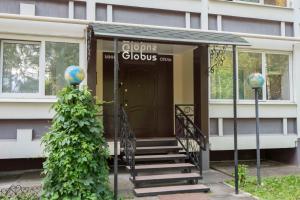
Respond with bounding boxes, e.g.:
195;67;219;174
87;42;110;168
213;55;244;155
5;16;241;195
45;42;79;95
2;42;40;93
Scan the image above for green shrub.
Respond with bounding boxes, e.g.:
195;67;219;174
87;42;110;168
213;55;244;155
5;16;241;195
237;164;249;187
238;164;249;187
41;86;113;200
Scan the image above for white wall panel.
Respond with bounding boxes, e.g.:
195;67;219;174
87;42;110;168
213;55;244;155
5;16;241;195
209;0;294;22
209;103;297;118
0;18;86;38
210;134;298;150
95;0;202;13
0;102;54;119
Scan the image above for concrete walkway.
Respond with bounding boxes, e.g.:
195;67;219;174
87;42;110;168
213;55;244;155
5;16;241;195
211;160;300;177
0;168;255;200
1;161;299;199
110;168;252;199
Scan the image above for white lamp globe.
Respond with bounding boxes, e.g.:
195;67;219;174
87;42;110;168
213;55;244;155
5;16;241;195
248;73;265;89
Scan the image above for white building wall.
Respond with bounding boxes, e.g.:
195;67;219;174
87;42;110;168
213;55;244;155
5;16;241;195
0;0;299;158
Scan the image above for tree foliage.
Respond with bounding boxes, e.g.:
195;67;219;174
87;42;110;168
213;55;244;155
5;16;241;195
42;86;113;200
2;42;39;93
45;42;79;95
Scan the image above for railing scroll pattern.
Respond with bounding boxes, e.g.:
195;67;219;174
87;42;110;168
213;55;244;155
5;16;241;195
120;107;136;181
175;104;207;176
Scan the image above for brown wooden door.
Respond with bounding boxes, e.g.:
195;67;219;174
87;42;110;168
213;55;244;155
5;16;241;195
121;65;158;138
103;53;173;138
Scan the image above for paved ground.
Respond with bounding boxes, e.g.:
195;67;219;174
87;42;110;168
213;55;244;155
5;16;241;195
1;161;299;199
211;160;300;177
111;168;243;199
0;167;255;200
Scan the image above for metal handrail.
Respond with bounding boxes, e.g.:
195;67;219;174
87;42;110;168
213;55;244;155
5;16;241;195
175;104;207;176
120;106;136;181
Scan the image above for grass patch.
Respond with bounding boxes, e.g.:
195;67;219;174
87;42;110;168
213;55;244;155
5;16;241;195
227;175;300;200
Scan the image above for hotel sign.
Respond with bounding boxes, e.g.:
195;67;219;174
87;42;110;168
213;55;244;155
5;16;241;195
104;41;172;63
121;41;158;62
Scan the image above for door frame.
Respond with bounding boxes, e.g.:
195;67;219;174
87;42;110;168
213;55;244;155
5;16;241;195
102;52;174;138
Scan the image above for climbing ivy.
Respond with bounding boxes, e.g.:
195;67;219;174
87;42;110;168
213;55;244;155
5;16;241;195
41;86;113;200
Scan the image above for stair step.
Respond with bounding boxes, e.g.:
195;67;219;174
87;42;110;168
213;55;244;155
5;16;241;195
136;146;182;154
127;163;195;171
130;173;201;184
136;137;177;147
134;154;186;162
134;184;210;197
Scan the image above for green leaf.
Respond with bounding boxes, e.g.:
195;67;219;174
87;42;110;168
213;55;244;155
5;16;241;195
41;86;113;200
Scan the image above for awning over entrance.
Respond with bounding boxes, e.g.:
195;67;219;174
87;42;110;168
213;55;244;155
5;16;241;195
89;22;247;199
90;22;249;46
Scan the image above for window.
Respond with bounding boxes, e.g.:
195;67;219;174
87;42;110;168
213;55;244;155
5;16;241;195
226;0;288;7
266;54;289;100
238;51;262;100
1;41;40;94
0;40;81;98
45;42;79;96
264;0;287;7
210;51;233;99
239;0;260;2
210;49;291;101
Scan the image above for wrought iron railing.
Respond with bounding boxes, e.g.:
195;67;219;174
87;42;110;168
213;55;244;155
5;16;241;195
120;106;136;181
175;104;207;176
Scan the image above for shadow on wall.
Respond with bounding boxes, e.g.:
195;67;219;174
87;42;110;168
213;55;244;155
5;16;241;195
0;158;45;172
0;119;51;140
210;148;299;165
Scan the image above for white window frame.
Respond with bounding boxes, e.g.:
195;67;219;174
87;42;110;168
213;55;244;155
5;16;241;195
0;37;84;99
0;40;42;98
209;48;293;103
263;51;293;102
208;46;235;101
237;49;264;102
231;0;291;8
44;41;81;98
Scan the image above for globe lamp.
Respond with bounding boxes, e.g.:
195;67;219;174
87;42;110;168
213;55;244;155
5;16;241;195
64;65;85;86
248;73;265;89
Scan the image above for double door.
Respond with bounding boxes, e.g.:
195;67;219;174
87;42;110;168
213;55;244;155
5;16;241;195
103;54;173;138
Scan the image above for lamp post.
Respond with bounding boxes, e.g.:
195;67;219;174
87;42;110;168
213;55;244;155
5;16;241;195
248;73;265;186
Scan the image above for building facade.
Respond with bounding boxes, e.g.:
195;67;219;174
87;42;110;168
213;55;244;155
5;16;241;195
0;0;299;168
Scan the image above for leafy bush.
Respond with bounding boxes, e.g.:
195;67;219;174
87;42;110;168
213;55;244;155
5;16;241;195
238;164;249;187
232;164;249;187
42;86;113;200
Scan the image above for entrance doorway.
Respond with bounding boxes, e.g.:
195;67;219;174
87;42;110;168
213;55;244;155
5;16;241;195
103;53;173;138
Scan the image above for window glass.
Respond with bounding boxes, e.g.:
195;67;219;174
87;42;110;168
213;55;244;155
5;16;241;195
266;54;289;100
264;0;287;7
210;51;233;99
2;42;40;93
45;42;79;95
239;0;260;3
238;52;262;99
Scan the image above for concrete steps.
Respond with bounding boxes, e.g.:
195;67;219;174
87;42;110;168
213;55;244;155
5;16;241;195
134;184;210;197
136;146;182;154
130;173;201;184
134;154;186;162
123;137;209;197
136;138;177;147
127;163;195;172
